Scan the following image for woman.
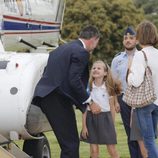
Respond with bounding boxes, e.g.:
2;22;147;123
128;20;158;157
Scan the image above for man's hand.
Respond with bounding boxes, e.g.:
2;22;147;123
89;101;101;114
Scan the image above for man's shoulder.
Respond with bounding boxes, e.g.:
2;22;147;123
112;52;125;61
56;40;84;52
114;52;121;58
66;40;85;52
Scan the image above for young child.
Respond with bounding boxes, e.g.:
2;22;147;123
80;60;120;158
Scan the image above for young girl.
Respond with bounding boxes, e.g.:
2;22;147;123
80;60;120;158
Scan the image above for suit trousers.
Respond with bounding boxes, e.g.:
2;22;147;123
118;94;142;158
40;90;80;158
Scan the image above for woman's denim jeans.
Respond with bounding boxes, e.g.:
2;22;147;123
136;103;158;158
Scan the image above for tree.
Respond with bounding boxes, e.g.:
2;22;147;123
133;0;158;27
61;0;144;63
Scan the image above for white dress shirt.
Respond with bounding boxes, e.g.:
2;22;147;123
128;46;158;106
87;82;110;112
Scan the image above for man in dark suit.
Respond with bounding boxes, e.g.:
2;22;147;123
32;25;101;158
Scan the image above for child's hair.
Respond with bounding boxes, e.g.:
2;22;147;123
89;60;122;96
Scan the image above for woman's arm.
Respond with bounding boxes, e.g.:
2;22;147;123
128;51;146;87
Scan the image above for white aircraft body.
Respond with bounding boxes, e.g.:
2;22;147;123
0;0;65;157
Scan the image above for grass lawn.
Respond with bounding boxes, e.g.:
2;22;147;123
45;110;130;158
16;109;158;157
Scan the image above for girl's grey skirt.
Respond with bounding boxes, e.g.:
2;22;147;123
80;111;117;145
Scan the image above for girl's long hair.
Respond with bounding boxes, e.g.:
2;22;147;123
89;60;122;96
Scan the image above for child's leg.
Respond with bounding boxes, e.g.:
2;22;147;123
90;144;99;158
138;140;148;158
107;144;119;158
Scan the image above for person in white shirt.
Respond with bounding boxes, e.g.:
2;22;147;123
80;60;120;158
128;20;158;158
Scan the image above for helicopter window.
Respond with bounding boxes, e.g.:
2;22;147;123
0;61;9;69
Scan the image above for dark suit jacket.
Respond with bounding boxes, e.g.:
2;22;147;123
32;40;90;112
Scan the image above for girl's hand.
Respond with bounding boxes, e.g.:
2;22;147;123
81;127;88;139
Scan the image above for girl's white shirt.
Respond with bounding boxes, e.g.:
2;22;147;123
87;82;110;112
128;46;158;106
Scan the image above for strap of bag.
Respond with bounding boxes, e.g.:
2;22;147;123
141;50;152;74
141;50;148;66
126;68;130;82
